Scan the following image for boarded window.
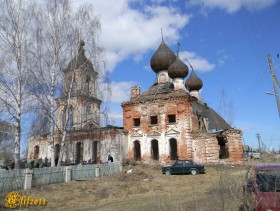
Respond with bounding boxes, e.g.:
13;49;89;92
133;118;140;127
150;116;158;125
168;114;176;123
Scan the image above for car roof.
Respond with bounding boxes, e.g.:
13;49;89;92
255;164;280;171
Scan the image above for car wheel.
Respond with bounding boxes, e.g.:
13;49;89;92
165;170;171;175
190;169;198;175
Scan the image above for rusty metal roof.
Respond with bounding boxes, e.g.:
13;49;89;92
122;82;190;105
191;101;231;131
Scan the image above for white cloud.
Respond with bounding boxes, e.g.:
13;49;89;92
189;0;277;13
216;49;233;66
110;81;138;103
179;51;215;72
71;0;190;71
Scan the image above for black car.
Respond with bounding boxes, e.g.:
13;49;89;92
162;159;205;175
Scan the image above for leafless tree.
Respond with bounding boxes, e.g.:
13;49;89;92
29;0;107;166
0;0;36;168
0;120;15;164
29;0;74;167
218;88;235;126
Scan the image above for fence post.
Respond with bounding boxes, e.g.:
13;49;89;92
24;169;33;190
65;166;72;182
95;166;100;177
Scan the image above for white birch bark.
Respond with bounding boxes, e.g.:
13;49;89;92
0;0;35;168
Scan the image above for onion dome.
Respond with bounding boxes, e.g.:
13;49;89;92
66;40;94;72
185;70;203;91
150;41;176;73
168;56;189;79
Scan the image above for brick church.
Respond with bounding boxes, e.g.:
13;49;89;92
28;40;243;164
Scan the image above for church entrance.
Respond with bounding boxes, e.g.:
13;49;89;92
54;144;60;166
151;139;159;160
169;138;178;160
133;140;141;161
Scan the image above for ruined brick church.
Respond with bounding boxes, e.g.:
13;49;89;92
28;40;243;164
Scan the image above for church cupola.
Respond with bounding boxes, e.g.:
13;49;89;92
185;70;203;99
150;40;176;84
63;40;98;97
168;56;189;91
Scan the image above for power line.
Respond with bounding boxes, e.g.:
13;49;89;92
233;0;271;113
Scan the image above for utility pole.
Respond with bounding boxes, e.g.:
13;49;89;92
256;133;261;153
267;54;280;118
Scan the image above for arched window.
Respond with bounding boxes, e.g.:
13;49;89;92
151;139;159;160
54;144;60;166
92;141;98;163
169;138;178;160
34;145;39;159
76;142;83;164
86;104;91;122
134;140;141;161
66;106;73;131
85;76;91;94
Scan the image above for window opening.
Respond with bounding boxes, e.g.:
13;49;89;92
168;114;176;123
133;118;140;127
150;116;158;125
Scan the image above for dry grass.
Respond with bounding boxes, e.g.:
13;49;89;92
0;157;278;211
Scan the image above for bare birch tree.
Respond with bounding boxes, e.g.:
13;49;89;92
29;0;106;166
0;0;36;168
30;0;73;167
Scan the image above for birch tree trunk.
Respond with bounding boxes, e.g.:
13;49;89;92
57;73;75;167
0;0;35;168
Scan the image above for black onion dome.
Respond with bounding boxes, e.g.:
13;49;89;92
185;70;203;91
150;41;176;73
67;40;94;72
168;56;189;79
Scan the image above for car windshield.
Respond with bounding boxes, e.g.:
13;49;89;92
256;170;280;192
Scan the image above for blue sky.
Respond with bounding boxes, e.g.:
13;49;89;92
72;0;280;150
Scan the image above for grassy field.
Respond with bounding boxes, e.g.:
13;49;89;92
1;157;278;211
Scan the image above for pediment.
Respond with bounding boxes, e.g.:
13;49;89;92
165;129;180;136
147;131;161;137
131;132;143;137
